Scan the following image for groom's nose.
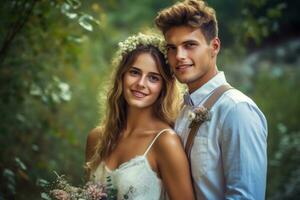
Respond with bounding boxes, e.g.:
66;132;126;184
176;47;187;61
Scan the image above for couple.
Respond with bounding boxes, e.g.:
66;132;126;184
85;0;268;199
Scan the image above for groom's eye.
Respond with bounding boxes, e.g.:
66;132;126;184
185;43;196;48
166;45;176;52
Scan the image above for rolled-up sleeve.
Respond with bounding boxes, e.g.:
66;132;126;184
221;102;268;200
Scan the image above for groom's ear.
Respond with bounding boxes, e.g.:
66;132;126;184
210;37;220;58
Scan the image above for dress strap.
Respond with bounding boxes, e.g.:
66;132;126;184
143;129;172;156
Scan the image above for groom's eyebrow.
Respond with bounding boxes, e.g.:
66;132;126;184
183;40;198;44
166;40;198;47
166;43;176;48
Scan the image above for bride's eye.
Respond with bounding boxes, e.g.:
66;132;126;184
128;69;140;76
148;75;160;83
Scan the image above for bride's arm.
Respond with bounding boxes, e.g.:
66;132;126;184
154;130;195;200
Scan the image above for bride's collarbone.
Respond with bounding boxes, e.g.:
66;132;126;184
105;134;159;170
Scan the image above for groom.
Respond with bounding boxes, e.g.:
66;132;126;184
155;0;267;199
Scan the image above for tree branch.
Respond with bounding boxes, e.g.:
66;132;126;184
0;0;38;66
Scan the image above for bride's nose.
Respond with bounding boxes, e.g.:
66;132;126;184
136;75;147;88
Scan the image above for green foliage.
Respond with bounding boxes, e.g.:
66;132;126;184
253;71;300;199
209;0;298;48
0;0;99;199
239;38;300;198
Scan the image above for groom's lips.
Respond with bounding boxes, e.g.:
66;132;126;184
176;64;193;72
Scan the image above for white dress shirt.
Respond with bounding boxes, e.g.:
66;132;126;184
175;72;268;200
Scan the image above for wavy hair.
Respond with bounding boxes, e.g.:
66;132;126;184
85;42;180;175
155;0;218;43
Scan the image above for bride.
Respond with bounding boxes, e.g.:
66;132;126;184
85;33;194;200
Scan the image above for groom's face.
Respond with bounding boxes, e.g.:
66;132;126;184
165;25;219;92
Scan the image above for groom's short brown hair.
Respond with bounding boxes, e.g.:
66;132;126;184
155;0;218;43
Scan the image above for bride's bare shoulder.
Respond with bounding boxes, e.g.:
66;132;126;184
155;129;181;147
87;127;101;141
152;128;184;158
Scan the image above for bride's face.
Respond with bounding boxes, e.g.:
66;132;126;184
123;53;163;109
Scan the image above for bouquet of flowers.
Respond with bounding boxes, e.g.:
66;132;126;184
46;172;121;200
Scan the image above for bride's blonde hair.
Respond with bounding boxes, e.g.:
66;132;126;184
85;34;180;176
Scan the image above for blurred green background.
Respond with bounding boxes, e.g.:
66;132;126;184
0;0;299;199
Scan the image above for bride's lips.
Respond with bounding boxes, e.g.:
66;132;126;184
131;90;148;98
176;64;193;72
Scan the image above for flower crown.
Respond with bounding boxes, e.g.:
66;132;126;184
113;33;167;65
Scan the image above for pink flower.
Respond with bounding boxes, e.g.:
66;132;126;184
86;182;108;200
50;189;71;200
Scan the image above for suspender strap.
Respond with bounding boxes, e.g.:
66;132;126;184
184;84;234;159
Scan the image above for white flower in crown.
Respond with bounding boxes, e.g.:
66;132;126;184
113;33;167;65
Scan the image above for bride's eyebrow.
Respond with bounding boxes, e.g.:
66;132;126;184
148;72;161;77
129;66;141;71
130;66;161;77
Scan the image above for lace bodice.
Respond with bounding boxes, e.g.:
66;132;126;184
91;129;171;200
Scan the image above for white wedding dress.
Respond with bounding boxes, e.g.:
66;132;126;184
91;129;171;200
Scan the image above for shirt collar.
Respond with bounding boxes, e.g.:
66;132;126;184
184;71;228;106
